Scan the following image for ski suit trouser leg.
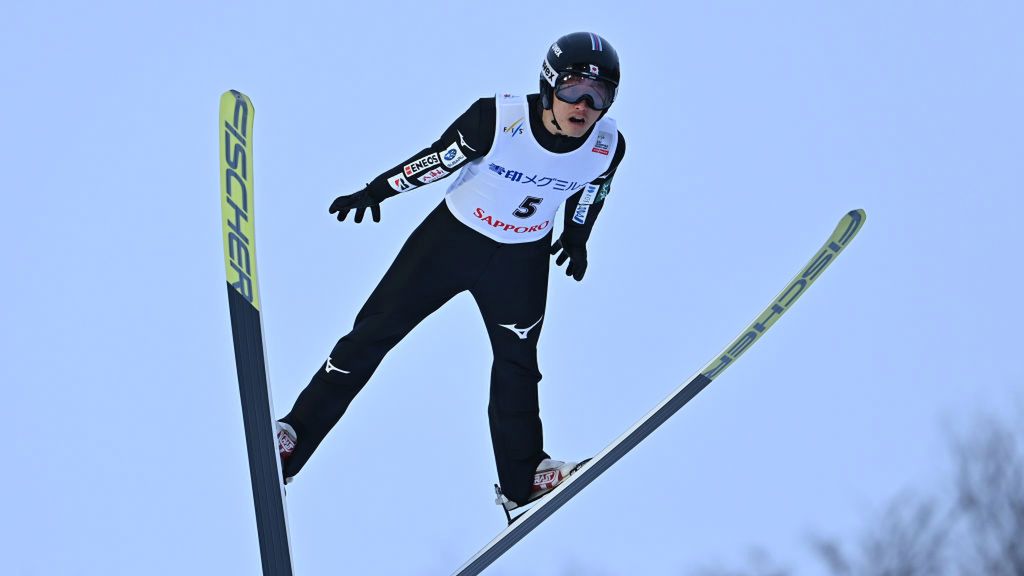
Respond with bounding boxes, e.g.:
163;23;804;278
280;202;482;478
470;234;552;505
281;202;552;501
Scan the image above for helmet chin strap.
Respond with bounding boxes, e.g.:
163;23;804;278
548;105;564;133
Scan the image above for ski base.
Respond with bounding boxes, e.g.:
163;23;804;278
221;89;294;576
227;287;294;576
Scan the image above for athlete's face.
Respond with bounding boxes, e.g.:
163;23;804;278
546;95;601;138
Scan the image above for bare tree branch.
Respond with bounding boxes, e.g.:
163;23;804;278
696;409;1024;576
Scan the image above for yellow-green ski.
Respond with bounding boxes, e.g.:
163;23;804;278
456;209;866;576
221;90;260;310
220;90;294;576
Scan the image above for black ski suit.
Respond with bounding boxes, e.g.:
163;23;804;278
280;94;625;504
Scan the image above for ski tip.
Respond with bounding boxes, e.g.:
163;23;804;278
221;89;253;107
829;209;866;249
843;207;868;227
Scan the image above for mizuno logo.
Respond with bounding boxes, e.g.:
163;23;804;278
458;130;476;152
499;315;543;340
325;357;350;374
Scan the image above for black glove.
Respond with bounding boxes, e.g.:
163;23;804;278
329;188;381;223
550;229;588;281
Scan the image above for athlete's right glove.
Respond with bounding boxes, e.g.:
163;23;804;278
329;187;382;223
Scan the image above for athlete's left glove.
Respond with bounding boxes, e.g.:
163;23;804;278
551;227;589;281
329;187;382;223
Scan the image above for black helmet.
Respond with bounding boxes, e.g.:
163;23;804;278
539;32;620;110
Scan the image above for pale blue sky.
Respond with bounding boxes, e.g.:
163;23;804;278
2;2;1021;575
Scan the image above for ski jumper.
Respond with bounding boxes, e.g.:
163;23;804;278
281;94;625;504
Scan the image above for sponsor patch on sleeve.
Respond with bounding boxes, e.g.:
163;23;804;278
416;166;449;184
572;184;599;225
578;183;598;206
388;172;416;193
572;204;591;225
440;142;467;169
403;153;441;177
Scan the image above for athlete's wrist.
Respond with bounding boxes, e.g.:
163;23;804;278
366;181;399;203
560;222;591;246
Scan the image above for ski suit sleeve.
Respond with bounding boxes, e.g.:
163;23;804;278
364;97;496;202
560;130;626;241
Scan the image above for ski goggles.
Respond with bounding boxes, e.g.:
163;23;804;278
554;73;616;111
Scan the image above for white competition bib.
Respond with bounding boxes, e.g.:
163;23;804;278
444;94;616;243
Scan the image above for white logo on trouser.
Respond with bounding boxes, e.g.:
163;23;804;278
325;357;350;374
498;315;544;340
